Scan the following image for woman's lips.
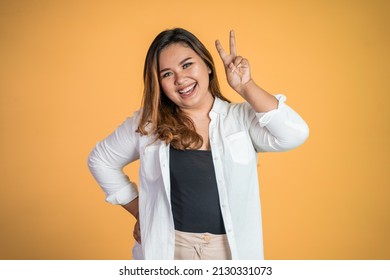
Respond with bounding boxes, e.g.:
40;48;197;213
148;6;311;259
178;83;196;96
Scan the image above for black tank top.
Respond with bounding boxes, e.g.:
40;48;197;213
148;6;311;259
170;146;226;234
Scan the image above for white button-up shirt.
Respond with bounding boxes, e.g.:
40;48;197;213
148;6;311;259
88;94;309;260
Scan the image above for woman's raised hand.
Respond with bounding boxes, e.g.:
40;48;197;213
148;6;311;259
215;30;252;95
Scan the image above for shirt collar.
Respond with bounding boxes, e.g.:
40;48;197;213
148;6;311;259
210;96;229;116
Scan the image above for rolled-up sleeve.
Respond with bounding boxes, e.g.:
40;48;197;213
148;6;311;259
87;114;140;205
250;94;309;152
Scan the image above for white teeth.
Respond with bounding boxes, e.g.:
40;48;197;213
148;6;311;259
178;83;196;94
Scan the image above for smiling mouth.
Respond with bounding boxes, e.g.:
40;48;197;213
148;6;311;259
178;83;197;96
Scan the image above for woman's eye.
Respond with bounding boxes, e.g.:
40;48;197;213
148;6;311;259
162;72;172;78
183;62;192;69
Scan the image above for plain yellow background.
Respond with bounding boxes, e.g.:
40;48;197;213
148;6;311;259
1;0;389;259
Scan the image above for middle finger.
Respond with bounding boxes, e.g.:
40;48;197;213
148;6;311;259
229;30;237;57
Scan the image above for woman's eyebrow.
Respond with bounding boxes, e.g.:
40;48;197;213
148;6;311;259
159;57;193;73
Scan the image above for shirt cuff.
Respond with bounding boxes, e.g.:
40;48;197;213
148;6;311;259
105;181;139;205
256;94;287;127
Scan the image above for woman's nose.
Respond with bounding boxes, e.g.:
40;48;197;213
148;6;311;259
174;71;186;85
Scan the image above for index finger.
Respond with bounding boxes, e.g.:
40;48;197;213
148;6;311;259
229;30;237;56
215;39;228;63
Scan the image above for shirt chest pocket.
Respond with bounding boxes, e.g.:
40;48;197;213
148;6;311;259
226;131;255;165
141;145;161;181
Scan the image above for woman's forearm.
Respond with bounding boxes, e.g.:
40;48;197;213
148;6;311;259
122;197;139;219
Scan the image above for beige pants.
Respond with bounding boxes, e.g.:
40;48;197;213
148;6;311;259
174;230;232;260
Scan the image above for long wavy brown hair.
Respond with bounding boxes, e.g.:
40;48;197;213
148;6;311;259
137;28;230;150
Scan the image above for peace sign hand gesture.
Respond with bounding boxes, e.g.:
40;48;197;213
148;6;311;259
215;30;252;96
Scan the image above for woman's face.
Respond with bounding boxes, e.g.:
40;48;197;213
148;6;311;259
158;43;213;112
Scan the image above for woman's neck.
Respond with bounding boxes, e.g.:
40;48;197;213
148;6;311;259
180;93;215;120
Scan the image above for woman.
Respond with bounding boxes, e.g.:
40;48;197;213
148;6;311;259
88;28;309;260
